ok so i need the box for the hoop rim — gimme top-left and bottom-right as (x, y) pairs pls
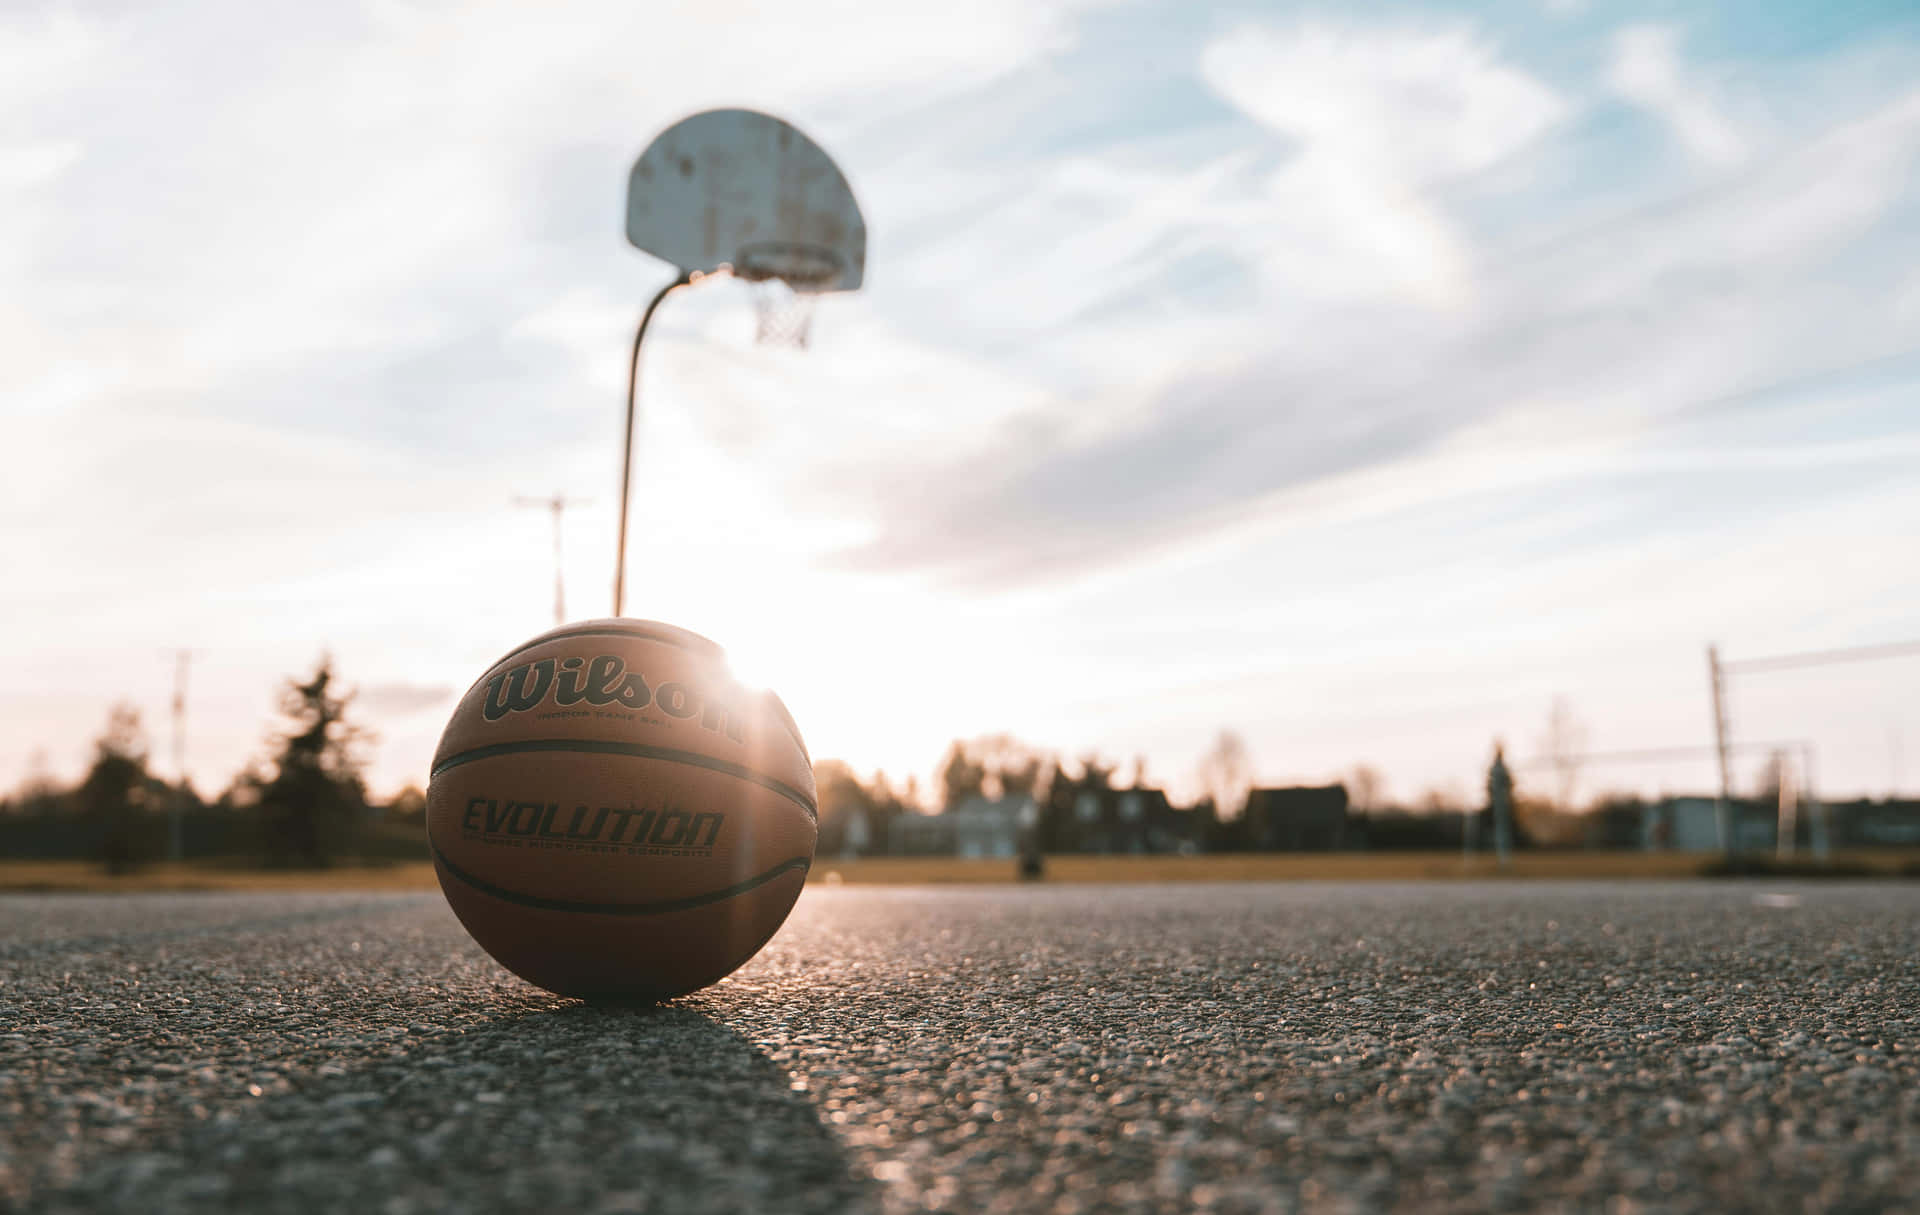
(734, 241), (846, 293)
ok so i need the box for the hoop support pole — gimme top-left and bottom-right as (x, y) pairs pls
(613, 271), (693, 618)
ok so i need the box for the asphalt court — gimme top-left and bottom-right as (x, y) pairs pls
(4, 882), (1916, 1213)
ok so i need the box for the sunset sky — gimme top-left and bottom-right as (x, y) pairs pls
(6, 0), (1919, 808)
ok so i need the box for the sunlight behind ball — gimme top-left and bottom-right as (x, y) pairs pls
(426, 619), (816, 1000)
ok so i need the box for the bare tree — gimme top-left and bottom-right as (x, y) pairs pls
(1536, 696), (1589, 811)
(1343, 763), (1385, 815)
(969, 734), (1050, 800)
(1077, 753), (1117, 792)
(1196, 730), (1253, 819)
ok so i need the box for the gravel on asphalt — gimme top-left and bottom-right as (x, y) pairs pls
(3, 882), (1917, 1213)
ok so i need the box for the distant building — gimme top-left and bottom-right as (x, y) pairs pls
(819, 801), (896, 859)
(1829, 799), (1920, 846)
(1040, 777), (1203, 854)
(890, 795), (1035, 858)
(839, 807), (871, 859)
(951, 795), (1034, 858)
(1642, 796), (1721, 851)
(1242, 785), (1351, 851)
(1641, 797), (1787, 851)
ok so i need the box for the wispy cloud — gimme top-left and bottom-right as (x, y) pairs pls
(1204, 21), (1567, 305)
(1607, 24), (1746, 167)
(808, 23), (1920, 596)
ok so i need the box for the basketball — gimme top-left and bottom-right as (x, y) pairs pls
(426, 618), (817, 1000)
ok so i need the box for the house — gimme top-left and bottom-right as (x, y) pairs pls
(1241, 785), (1350, 851)
(1641, 796), (1721, 851)
(890, 795), (1036, 857)
(951, 795), (1036, 858)
(1039, 777), (1203, 854)
(1641, 797), (1787, 851)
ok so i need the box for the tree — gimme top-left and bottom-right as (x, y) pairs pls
(76, 704), (157, 873)
(970, 734), (1049, 800)
(257, 657), (370, 867)
(938, 741), (987, 811)
(815, 759), (878, 856)
(1195, 731), (1252, 819)
(1536, 696), (1589, 811)
(10, 748), (65, 817)
(1343, 763), (1385, 815)
(1077, 753), (1117, 792)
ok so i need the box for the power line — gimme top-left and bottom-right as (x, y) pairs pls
(1513, 740), (1811, 770)
(1721, 638), (1920, 675)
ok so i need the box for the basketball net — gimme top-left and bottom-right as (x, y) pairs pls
(750, 278), (819, 349)
(735, 243), (841, 350)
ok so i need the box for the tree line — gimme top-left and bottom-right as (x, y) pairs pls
(0, 658), (420, 871)
(7, 671), (1629, 870)
(816, 732), (1565, 855)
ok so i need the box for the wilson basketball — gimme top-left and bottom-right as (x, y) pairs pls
(426, 618), (817, 1000)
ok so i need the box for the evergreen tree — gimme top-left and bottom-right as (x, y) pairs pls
(938, 741), (988, 811)
(258, 657), (370, 867)
(77, 704), (157, 873)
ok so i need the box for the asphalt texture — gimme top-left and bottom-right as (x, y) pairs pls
(3, 883), (1917, 1215)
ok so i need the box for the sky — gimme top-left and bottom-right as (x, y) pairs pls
(5, 0), (1919, 809)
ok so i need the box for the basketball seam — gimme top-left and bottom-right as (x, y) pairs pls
(432, 844), (811, 916)
(430, 738), (818, 821)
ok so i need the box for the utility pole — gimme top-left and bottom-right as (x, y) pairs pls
(1890, 724), (1904, 799)
(1773, 747), (1798, 860)
(167, 649), (194, 862)
(1801, 742), (1827, 860)
(1707, 645), (1734, 857)
(515, 495), (591, 627)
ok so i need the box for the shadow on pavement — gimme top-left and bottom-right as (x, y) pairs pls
(27, 998), (877, 1215)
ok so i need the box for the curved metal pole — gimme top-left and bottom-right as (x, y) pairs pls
(613, 271), (693, 617)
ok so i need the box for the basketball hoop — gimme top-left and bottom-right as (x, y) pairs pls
(736, 241), (843, 349)
(616, 108), (866, 615)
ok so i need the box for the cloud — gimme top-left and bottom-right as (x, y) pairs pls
(1202, 21), (1566, 305)
(1607, 24), (1746, 167)
(825, 317), (1466, 585)
(0, 7), (112, 109)
(3, 0), (1114, 419)
(819, 65), (1920, 589)
(1204, 22), (1565, 182)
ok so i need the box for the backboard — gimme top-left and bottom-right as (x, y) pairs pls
(625, 108), (866, 294)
